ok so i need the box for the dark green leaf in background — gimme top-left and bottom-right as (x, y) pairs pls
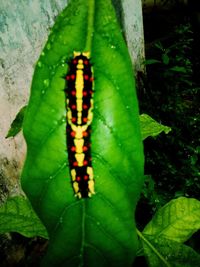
(144, 59), (161, 65)
(169, 66), (188, 73)
(0, 196), (48, 239)
(21, 0), (144, 266)
(162, 54), (170, 65)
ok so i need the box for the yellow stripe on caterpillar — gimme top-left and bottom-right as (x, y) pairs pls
(74, 139), (84, 153)
(75, 153), (85, 166)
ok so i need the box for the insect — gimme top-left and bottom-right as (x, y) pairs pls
(65, 52), (95, 198)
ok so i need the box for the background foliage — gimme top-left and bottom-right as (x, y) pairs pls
(136, 3), (200, 265)
(138, 4), (200, 215)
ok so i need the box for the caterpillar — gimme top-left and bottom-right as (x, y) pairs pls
(65, 52), (95, 198)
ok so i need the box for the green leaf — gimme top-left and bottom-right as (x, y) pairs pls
(154, 41), (164, 51)
(21, 1), (144, 267)
(138, 197), (200, 266)
(0, 196), (48, 239)
(162, 54), (170, 65)
(138, 232), (200, 267)
(144, 59), (161, 65)
(143, 197), (200, 243)
(139, 114), (171, 140)
(6, 105), (27, 138)
(169, 66), (188, 73)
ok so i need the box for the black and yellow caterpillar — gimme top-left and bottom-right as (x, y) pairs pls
(65, 52), (95, 198)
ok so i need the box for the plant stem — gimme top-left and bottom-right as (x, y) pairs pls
(85, 0), (95, 53)
(136, 229), (172, 267)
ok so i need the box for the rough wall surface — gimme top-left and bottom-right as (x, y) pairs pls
(122, 0), (145, 72)
(0, 0), (68, 200)
(0, 0), (144, 199)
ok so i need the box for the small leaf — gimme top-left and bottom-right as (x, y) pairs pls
(169, 66), (187, 73)
(141, 234), (200, 267)
(143, 197), (200, 243)
(0, 196), (48, 239)
(6, 105), (27, 138)
(140, 114), (171, 140)
(144, 59), (161, 65)
(162, 54), (169, 65)
(154, 42), (164, 50)
(142, 175), (155, 199)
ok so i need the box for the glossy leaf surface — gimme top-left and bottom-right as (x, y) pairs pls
(21, 1), (144, 266)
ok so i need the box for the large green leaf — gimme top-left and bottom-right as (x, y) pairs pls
(21, 1), (144, 266)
